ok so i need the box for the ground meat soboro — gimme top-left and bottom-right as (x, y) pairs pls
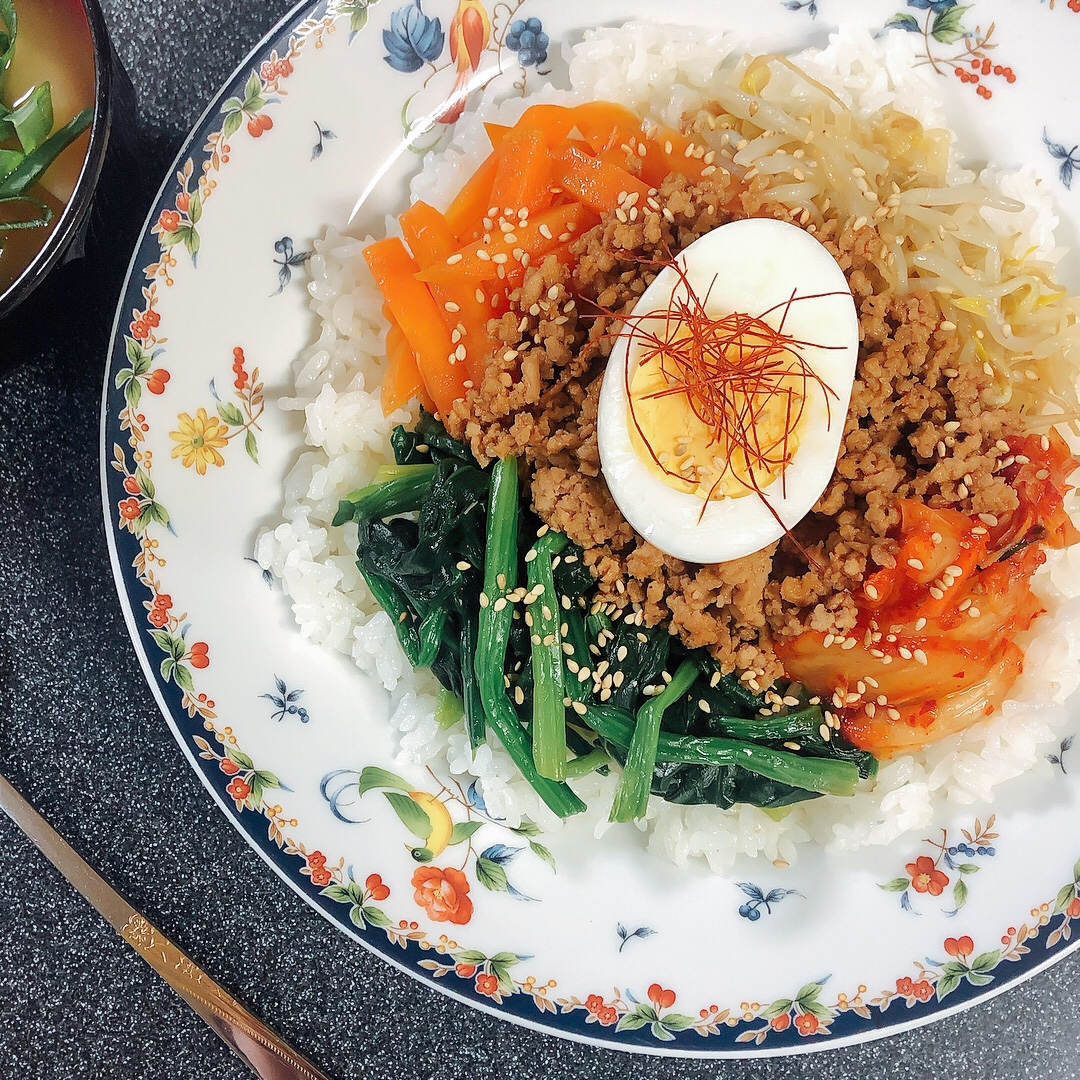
(445, 168), (1024, 685)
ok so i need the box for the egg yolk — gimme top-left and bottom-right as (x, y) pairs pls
(626, 319), (807, 501)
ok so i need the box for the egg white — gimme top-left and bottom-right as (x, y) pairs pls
(597, 218), (859, 564)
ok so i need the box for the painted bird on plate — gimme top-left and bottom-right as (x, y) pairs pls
(437, 0), (492, 124)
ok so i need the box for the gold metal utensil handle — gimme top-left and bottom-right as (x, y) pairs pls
(119, 912), (332, 1080)
(0, 773), (331, 1080)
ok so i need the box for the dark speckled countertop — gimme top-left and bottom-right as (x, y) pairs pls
(1, 2), (1079, 1077)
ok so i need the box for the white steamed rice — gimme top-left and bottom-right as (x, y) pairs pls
(255, 23), (1080, 873)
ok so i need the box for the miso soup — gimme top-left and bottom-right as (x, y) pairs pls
(0, 0), (96, 295)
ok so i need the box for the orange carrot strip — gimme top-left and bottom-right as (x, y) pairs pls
(642, 126), (710, 185)
(573, 101), (643, 157)
(551, 143), (653, 213)
(364, 237), (466, 417)
(400, 200), (471, 270)
(484, 121), (512, 147)
(444, 150), (501, 243)
(416, 202), (598, 289)
(488, 125), (554, 217)
(485, 103), (578, 150)
(401, 201), (499, 381)
(382, 322), (428, 416)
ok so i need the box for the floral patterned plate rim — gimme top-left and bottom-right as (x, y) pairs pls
(100, 0), (1080, 1057)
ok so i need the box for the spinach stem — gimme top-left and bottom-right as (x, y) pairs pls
(474, 458), (584, 818)
(610, 659), (698, 823)
(583, 703), (862, 801)
(527, 531), (569, 780)
(564, 748), (609, 779)
(713, 708), (825, 742)
(334, 465), (436, 525)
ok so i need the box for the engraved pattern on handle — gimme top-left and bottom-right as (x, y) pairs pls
(120, 914), (329, 1080)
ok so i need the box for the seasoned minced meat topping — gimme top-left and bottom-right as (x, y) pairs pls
(445, 167), (1023, 683)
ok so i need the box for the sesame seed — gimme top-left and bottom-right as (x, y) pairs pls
(823, 633), (835, 649)
(476, 249), (490, 261)
(514, 685), (525, 706)
(968, 607), (981, 619)
(819, 723), (832, 742)
(914, 617), (927, 631)
(866, 703), (876, 718)
(841, 638), (858, 651)
(929, 587), (945, 600)
(571, 700), (587, 716)
(888, 707), (902, 720)
(907, 558), (924, 571)
(698, 699), (711, 713)
(524, 549), (537, 563)
(978, 513), (999, 527)
(783, 696), (801, 707)
(784, 741), (801, 751)
(899, 647), (913, 660)
(865, 584), (879, 600)
(479, 593), (490, 608)
(445, 253), (463, 265)
(913, 649), (928, 666)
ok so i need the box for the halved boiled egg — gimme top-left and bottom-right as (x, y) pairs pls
(597, 218), (859, 564)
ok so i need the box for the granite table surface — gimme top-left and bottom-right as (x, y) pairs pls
(1, 1), (1079, 1077)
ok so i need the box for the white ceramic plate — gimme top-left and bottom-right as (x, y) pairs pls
(101, 0), (1080, 1055)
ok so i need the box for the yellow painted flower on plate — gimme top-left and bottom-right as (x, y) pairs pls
(169, 407), (228, 474)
